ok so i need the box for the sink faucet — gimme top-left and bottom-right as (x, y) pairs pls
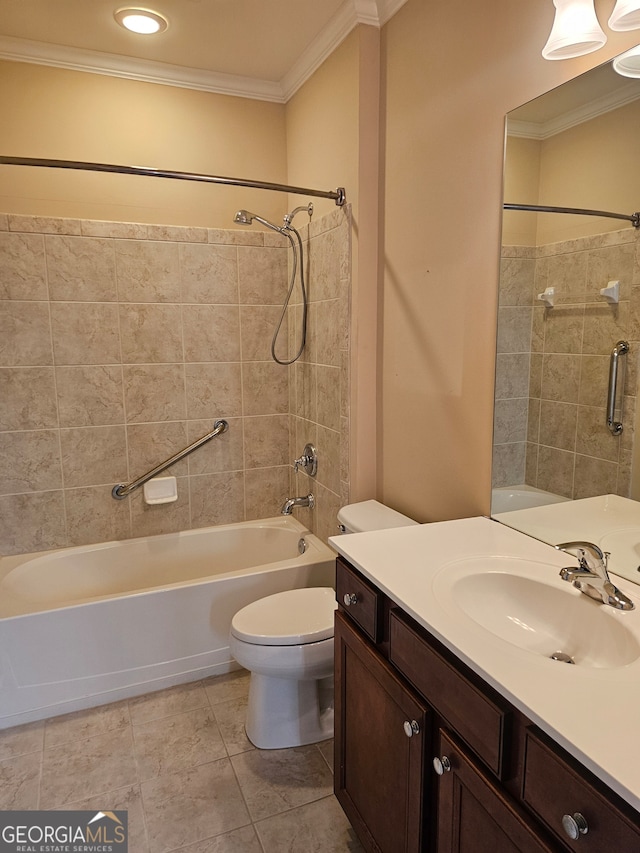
(555, 541), (635, 611)
(280, 493), (315, 515)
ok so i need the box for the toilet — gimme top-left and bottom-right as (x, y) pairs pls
(229, 500), (418, 749)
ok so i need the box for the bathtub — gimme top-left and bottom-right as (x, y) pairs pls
(0, 516), (336, 730)
(491, 484), (570, 514)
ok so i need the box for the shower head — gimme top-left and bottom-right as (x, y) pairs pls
(283, 203), (313, 228)
(233, 209), (284, 234)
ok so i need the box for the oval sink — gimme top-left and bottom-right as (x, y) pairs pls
(433, 558), (640, 668)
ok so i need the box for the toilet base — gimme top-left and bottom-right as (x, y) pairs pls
(245, 673), (334, 749)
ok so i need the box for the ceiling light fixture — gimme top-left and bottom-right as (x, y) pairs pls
(608, 0), (640, 30)
(542, 0), (607, 60)
(114, 7), (169, 35)
(612, 43), (640, 76)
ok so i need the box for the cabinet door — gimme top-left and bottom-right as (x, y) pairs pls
(334, 611), (430, 853)
(434, 729), (556, 853)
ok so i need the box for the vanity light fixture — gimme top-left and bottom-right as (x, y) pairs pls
(114, 7), (169, 35)
(608, 0), (640, 31)
(542, 0), (607, 59)
(612, 43), (640, 76)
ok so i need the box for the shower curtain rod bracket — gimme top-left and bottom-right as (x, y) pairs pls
(0, 156), (347, 206)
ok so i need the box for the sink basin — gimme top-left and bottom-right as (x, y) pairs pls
(432, 557), (640, 668)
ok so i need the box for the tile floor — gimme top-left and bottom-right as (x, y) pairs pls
(0, 670), (363, 853)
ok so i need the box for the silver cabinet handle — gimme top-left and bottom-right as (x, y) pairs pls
(606, 340), (629, 435)
(403, 720), (420, 738)
(433, 756), (451, 775)
(343, 593), (358, 606)
(561, 813), (589, 840)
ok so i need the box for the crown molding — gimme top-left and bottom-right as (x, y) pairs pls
(0, 0), (409, 103)
(508, 78), (640, 139)
(0, 35), (285, 102)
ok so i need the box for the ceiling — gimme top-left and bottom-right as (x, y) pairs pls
(0, 0), (405, 102)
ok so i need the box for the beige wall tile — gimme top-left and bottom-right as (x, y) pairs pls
(238, 246), (288, 304)
(499, 257), (535, 307)
(0, 301), (52, 365)
(119, 304), (183, 364)
(242, 363), (288, 416)
(496, 307), (532, 355)
(546, 252), (588, 302)
(315, 425), (341, 494)
(126, 421), (189, 478)
(189, 471), (245, 528)
(586, 243), (635, 300)
(491, 442), (527, 489)
(56, 365), (125, 427)
(130, 482), (191, 538)
(9, 215), (81, 236)
(316, 365), (340, 431)
(582, 302), (632, 356)
(538, 400), (578, 452)
(82, 221), (149, 239)
(185, 363), (242, 420)
(240, 306), (283, 362)
(0, 430), (62, 494)
(244, 466), (290, 520)
(187, 417), (243, 475)
(51, 302), (121, 365)
(313, 482), (342, 546)
(575, 406), (619, 463)
(294, 361), (317, 422)
(46, 235), (117, 301)
(0, 232), (47, 300)
(147, 225), (208, 243)
(183, 304), (241, 363)
(540, 353), (581, 403)
(535, 446), (574, 498)
(494, 353), (530, 400)
(180, 243), (238, 303)
(60, 425), (128, 487)
(542, 306), (584, 354)
(573, 455), (618, 500)
(0, 491), (66, 555)
(314, 299), (341, 367)
(65, 485), (132, 546)
(123, 364), (186, 423)
(0, 367), (57, 430)
(493, 398), (528, 445)
(115, 240), (181, 302)
(309, 228), (340, 301)
(210, 228), (263, 246)
(578, 355), (609, 408)
(243, 415), (289, 469)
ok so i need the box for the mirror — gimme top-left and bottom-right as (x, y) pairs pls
(491, 49), (640, 586)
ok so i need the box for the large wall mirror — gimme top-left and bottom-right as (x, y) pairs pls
(491, 46), (640, 587)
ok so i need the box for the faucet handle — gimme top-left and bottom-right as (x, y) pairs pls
(294, 443), (318, 477)
(555, 541), (607, 572)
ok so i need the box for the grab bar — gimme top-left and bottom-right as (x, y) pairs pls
(606, 341), (629, 436)
(112, 419), (229, 499)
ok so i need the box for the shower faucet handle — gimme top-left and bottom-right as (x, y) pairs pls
(294, 443), (318, 477)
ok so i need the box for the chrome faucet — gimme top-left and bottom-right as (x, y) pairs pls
(280, 493), (315, 515)
(555, 541), (635, 611)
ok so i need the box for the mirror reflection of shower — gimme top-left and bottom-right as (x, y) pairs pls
(233, 203), (313, 365)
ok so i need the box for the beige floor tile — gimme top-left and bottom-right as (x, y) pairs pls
(141, 758), (251, 853)
(203, 669), (250, 707)
(44, 700), (130, 748)
(133, 707), (227, 781)
(231, 744), (334, 822)
(0, 751), (41, 809)
(317, 738), (334, 773)
(128, 681), (209, 725)
(210, 697), (254, 756)
(55, 783), (149, 853)
(166, 825), (262, 853)
(255, 795), (363, 853)
(40, 727), (138, 808)
(0, 719), (44, 760)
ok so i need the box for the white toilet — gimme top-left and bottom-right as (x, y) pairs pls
(229, 500), (418, 749)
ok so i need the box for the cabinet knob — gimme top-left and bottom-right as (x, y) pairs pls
(561, 813), (589, 840)
(403, 720), (420, 737)
(433, 755), (451, 775)
(343, 593), (358, 606)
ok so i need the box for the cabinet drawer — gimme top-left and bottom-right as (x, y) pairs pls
(336, 558), (383, 643)
(389, 609), (509, 778)
(522, 729), (640, 851)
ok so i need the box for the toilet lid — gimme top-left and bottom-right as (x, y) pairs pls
(231, 587), (337, 646)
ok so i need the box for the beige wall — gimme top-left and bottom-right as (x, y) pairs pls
(0, 60), (287, 227)
(380, 0), (640, 523)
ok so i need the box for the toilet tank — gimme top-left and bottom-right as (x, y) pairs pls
(337, 500), (418, 534)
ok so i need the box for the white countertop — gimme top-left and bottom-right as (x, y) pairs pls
(330, 516), (640, 812)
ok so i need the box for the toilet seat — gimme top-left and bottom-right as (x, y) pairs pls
(230, 587), (336, 646)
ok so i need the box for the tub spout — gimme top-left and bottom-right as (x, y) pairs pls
(281, 494), (315, 515)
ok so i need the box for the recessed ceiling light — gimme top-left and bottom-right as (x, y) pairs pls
(114, 7), (169, 35)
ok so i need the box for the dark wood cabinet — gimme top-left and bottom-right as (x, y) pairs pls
(334, 610), (429, 853)
(334, 556), (640, 853)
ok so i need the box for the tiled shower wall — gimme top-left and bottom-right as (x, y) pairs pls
(0, 208), (351, 556)
(494, 227), (640, 499)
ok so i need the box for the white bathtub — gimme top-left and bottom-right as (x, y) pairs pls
(491, 485), (570, 514)
(0, 516), (336, 729)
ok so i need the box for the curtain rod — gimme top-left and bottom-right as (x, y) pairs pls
(504, 202), (639, 228)
(0, 156), (347, 206)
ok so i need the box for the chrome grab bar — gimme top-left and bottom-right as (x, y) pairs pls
(606, 341), (629, 436)
(112, 419), (229, 499)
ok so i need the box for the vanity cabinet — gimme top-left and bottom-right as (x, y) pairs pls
(334, 556), (640, 853)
